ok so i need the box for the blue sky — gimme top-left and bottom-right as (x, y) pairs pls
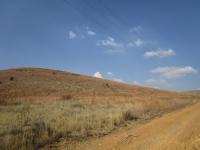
(0, 0), (199, 91)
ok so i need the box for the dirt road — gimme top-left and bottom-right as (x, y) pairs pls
(55, 102), (200, 150)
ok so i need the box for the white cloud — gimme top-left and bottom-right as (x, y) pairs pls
(144, 49), (175, 58)
(128, 39), (144, 47)
(97, 36), (121, 48)
(93, 72), (103, 78)
(97, 36), (126, 54)
(69, 31), (76, 39)
(98, 36), (145, 54)
(145, 78), (175, 87)
(87, 30), (96, 36)
(107, 72), (113, 76)
(151, 66), (198, 79)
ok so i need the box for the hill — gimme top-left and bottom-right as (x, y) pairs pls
(0, 68), (194, 103)
(0, 68), (198, 150)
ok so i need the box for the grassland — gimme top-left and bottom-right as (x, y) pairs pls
(0, 100), (138, 150)
(0, 97), (195, 150)
(0, 68), (198, 150)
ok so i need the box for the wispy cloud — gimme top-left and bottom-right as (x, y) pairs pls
(97, 36), (121, 48)
(68, 31), (76, 39)
(86, 30), (96, 36)
(97, 36), (125, 54)
(113, 78), (125, 83)
(151, 66), (198, 79)
(93, 72), (103, 78)
(128, 39), (144, 47)
(145, 78), (175, 87)
(104, 49), (126, 54)
(97, 36), (145, 55)
(144, 49), (175, 58)
(129, 26), (142, 33)
(107, 72), (113, 76)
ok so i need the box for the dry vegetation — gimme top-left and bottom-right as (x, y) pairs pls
(0, 100), (140, 150)
(0, 97), (195, 150)
(0, 68), (199, 150)
(0, 68), (197, 103)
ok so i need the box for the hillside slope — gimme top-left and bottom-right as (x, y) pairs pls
(0, 68), (194, 104)
(0, 68), (199, 150)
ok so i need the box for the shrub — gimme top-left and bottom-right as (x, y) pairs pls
(105, 83), (110, 88)
(9, 77), (14, 81)
(123, 110), (139, 121)
(62, 94), (73, 100)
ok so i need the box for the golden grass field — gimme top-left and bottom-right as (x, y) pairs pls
(0, 68), (199, 150)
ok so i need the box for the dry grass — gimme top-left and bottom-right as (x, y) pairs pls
(0, 100), (139, 150)
(0, 68), (196, 103)
(0, 97), (195, 150)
